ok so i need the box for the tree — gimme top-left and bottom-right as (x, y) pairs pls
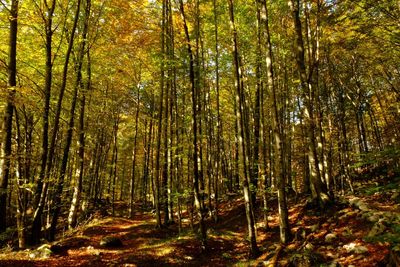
(178, 0), (207, 250)
(0, 0), (18, 233)
(228, 0), (259, 257)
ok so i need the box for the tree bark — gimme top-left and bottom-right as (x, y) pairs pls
(68, 10), (91, 228)
(228, 0), (259, 257)
(262, 0), (291, 244)
(31, 0), (56, 245)
(0, 0), (18, 233)
(290, 0), (329, 208)
(49, 1), (89, 239)
(179, 0), (207, 250)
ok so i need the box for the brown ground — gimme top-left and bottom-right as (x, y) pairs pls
(0, 178), (398, 266)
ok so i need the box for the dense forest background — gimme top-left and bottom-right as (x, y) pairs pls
(0, 0), (399, 263)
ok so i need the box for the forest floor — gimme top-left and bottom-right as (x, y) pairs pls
(0, 175), (399, 266)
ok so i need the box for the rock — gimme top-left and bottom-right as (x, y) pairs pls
(325, 233), (338, 243)
(342, 227), (353, 237)
(30, 244), (54, 259)
(343, 243), (368, 254)
(305, 242), (314, 250)
(348, 197), (370, 211)
(349, 197), (361, 207)
(100, 236), (123, 247)
(368, 219), (387, 237)
(51, 236), (90, 253)
(310, 224), (319, 232)
(358, 204), (370, 211)
(367, 213), (380, 223)
(391, 192), (399, 201)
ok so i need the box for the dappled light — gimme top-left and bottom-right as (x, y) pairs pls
(0, 0), (399, 266)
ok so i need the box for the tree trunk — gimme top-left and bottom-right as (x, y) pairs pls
(0, 0), (18, 233)
(31, 0), (56, 244)
(179, 0), (207, 250)
(228, 0), (259, 257)
(262, 0), (291, 244)
(213, 0), (221, 223)
(290, 0), (329, 208)
(49, 3), (89, 239)
(130, 76), (141, 218)
(68, 11), (91, 227)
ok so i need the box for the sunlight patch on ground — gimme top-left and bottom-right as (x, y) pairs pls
(154, 246), (174, 257)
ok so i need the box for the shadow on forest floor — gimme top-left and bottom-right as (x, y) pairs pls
(0, 175), (399, 266)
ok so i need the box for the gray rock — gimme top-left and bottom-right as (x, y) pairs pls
(325, 233), (338, 243)
(343, 243), (368, 254)
(30, 244), (54, 259)
(100, 236), (123, 247)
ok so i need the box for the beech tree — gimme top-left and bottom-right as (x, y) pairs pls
(0, 0), (398, 260)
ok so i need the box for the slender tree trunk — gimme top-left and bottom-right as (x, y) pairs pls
(111, 117), (119, 216)
(31, 0), (56, 244)
(228, 0), (259, 257)
(179, 0), (207, 250)
(154, 0), (166, 228)
(130, 80), (141, 218)
(49, 4), (89, 239)
(0, 0), (18, 233)
(162, 0), (171, 225)
(212, 0), (221, 222)
(68, 12), (91, 228)
(15, 108), (28, 248)
(262, 0), (291, 243)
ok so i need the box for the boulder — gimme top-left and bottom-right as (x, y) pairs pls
(325, 233), (338, 243)
(51, 236), (90, 253)
(343, 243), (368, 254)
(99, 236), (123, 247)
(367, 219), (387, 238)
(29, 244), (54, 259)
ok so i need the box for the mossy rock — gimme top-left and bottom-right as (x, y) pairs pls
(99, 236), (123, 247)
(29, 244), (54, 259)
(51, 236), (91, 253)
